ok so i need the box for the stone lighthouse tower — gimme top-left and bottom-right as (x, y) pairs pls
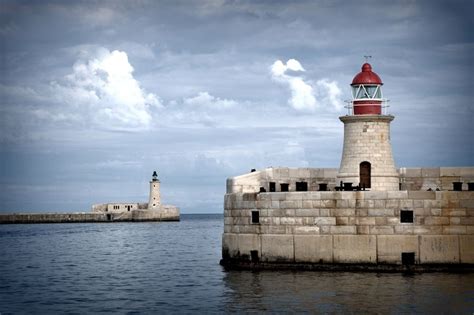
(337, 62), (399, 191)
(148, 171), (161, 209)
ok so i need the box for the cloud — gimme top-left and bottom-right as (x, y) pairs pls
(183, 91), (237, 108)
(51, 48), (161, 130)
(270, 59), (343, 112)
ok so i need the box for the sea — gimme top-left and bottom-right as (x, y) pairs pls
(0, 214), (473, 314)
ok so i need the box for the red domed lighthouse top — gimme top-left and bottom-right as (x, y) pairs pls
(351, 63), (383, 85)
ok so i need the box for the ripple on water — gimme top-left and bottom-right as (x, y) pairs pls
(1, 215), (473, 313)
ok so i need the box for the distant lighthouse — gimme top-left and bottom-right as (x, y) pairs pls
(148, 171), (161, 209)
(337, 62), (399, 190)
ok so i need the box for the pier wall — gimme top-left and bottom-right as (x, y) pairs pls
(0, 207), (180, 224)
(222, 190), (474, 269)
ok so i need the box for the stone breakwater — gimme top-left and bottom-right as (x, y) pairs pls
(0, 208), (180, 224)
(221, 189), (474, 271)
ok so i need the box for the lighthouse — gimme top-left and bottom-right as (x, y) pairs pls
(337, 62), (399, 191)
(148, 170), (161, 209)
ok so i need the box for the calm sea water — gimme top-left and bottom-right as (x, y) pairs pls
(1, 214), (473, 314)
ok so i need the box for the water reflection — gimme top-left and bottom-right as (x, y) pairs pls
(223, 270), (474, 313)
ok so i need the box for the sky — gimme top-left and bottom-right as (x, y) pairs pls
(0, 0), (472, 213)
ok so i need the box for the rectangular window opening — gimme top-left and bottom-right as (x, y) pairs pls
(106, 214), (112, 221)
(401, 252), (415, 265)
(296, 181), (308, 191)
(269, 182), (276, 192)
(400, 210), (414, 223)
(251, 210), (260, 224)
(280, 183), (289, 192)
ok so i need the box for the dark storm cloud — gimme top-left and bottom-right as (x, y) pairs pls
(0, 0), (472, 212)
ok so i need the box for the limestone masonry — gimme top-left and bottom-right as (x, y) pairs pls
(0, 171), (179, 223)
(221, 62), (474, 271)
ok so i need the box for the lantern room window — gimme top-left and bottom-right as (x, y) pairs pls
(352, 85), (382, 99)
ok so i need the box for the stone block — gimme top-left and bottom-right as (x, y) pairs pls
(357, 226), (370, 234)
(333, 235), (377, 263)
(369, 225), (394, 235)
(294, 235), (333, 263)
(320, 209), (331, 216)
(421, 168), (440, 178)
(377, 235), (419, 264)
(424, 216), (449, 225)
(330, 226), (356, 234)
(261, 235), (294, 262)
(356, 217), (376, 225)
(387, 191), (408, 199)
(442, 226), (467, 234)
(440, 167), (462, 177)
(460, 199), (474, 208)
(332, 208), (356, 217)
(321, 199), (336, 208)
(302, 200), (313, 208)
(394, 225), (414, 234)
(294, 226), (321, 235)
(368, 209), (394, 216)
(363, 191), (388, 199)
(413, 226), (442, 234)
(403, 168), (421, 178)
(420, 235), (459, 263)
(295, 208), (319, 217)
(460, 236), (474, 263)
(314, 217), (336, 226)
(408, 191), (436, 200)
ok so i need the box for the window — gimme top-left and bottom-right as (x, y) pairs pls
(402, 252), (415, 265)
(296, 181), (308, 191)
(251, 211), (260, 224)
(400, 210), (414, 223)
(269, 182), (276, 192)
(280, 183), (289, 192)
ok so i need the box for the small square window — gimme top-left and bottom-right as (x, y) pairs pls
(296, 181), (308, 191)
(251, 211), (260, 224)
(269, 182), (276, 192)
(280, 183), (289, 192)
(400, 210), (414, 223)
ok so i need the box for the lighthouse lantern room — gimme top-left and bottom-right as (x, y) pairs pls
(348, 62), (388, 115)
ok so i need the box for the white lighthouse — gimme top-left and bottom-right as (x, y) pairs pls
(337, 62), (399, 190)
(148, 171), (161, 209)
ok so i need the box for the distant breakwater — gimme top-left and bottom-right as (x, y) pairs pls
(0, 211), (180, 224)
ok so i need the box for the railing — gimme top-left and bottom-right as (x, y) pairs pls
(344, 99), (390, 115)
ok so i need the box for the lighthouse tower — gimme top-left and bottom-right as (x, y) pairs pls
(337, 62), (399, 191)
(148, 171), (161, 209)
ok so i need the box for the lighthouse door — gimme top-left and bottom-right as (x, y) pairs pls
(360, 161), (371, 189)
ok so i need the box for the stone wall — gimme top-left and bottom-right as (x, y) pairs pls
(222, 190), (474, 266)
(400, 167), (474, 191)
(227, 167), (338, 194)
(0, 207), (180, 223)
(226, 167), (474, 195)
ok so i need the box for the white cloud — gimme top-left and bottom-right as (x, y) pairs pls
(52, 48), (161, 130)
(270, 59), (343, 112)
(183, 91), (237, 108)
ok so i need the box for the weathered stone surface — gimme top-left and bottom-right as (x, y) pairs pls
(261, 235), (294, 262)
(294, 235), (333, 263)
(333, 235), (377, 263)
(420, 236), (459, 263)
(460, 235), (474, 263)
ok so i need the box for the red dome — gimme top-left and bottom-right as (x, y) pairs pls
(351, 63), (382, 85)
